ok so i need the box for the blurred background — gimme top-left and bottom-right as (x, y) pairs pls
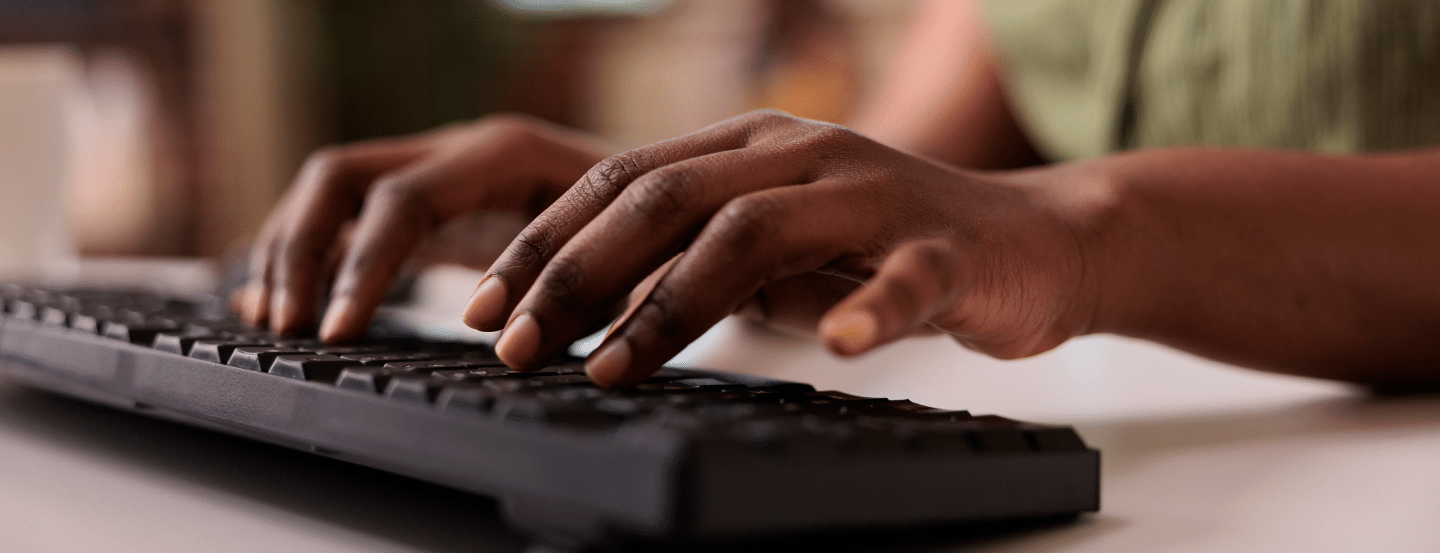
(0, 0), (916, 279)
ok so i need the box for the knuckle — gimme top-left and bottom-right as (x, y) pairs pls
(734, 109), (798, 141)
(274, 230), (329, 267)
(742, 108), (793, 126)
(625, 167), (702, 222)
(712, 194), (785, 246)
(333, 249), (380, 295)
(633, 285), (686, 340)
(299, 146), (349, 183)
(797, 124), (866, 167)
(246, 239), (278, 281)
(506, 227), (555, 269)
(368, 177), (436, 222)
(583, 153), (645, 196)
(474, 113), (538, 143)
(878, 272), (926, 315)
(803, 124), (860, 147)
(537, 255), (589, 311)
(912, 241), (955, 275)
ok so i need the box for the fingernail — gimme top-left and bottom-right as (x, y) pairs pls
(464, 275), (507, 330)
(822, 309), (879, 356)
(585, 338), (631, 388)
(319, 297), (354, 343)
(496, 312), (541, 368)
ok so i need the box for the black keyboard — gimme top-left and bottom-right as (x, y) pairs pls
(0, 284), (1099, 551)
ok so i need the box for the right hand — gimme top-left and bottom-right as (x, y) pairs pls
(236, 114), (609, 341)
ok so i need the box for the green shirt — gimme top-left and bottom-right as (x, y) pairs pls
(983, 0), (1440, 161)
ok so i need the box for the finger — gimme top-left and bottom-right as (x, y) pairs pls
(818, 238), (969, 357)
(465, 111), (789, 334)
(240, 237), (277, 327)
(316, 154), (470, 342)
(259, 137), (433, 334)
(316, 119), (607, 342)
(585, 181), (887, 387)
(616, 253), (685, 338)
(317, 221), (356, 302)
(492, 144), (819, 370)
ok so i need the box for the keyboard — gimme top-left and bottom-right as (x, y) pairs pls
(0, 284), (1100, 551)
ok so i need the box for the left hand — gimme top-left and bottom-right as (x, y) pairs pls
(463, 110), (1096, 387)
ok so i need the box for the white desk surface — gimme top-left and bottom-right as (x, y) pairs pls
(3, 262), (1438, 552)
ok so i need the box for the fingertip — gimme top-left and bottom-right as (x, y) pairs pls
(228, 286), (249, 314)
(318, 297), (358, 344)
(243, 285), (269, 327)
(819, 308), (880, 357)
(495, 312), (542, 369)
(584, 338), (632, 388)
(463, 275), (508, 331)
(269, 289), (295, 334)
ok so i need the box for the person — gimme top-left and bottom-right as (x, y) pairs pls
(235, 0), (1440, 389)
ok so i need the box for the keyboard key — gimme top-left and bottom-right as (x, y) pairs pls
(102, 319), (180, 345)
(69, 313), (104, 334)
(669, 377), (746, 392)
(523, 374), (596, 388)
(384, 375), (443, 404)
(182, 320), (251, 336)
(189, 339), (271, 364)
(435, 385), (497, 412)
(336, 367), (411, 394)
(228, 346), (309, 371)
(459, 349), (505, 365)
(220, 329), (275, 341)
(339, 352), (443, 366)
(308, 344), (392, 356)
(0, 283), (23, 303)
(382, 359), (473, 373)
(151, 332), (211, 355)
(268, 354), (362, 382)
(41, 306), (71, 327)
(7, 299), (41, 321)
(492, 396), (617, 428)
(428, 366), (513, 382)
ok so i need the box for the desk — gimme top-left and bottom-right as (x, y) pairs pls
(3, 262), (1439, 552)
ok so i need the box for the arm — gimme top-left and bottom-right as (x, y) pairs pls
(1069, 147), (1440, 387)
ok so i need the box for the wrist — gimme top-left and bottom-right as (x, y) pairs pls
(1012, 157), (1141, 341)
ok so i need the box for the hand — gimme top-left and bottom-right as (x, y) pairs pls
(463, 110), (1097, 387)
(237, 114), (609, 340)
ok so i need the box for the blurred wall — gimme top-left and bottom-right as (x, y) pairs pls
(0, 0), (917, 261)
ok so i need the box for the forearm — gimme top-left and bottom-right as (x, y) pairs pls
(1064, 147), (1440, 385)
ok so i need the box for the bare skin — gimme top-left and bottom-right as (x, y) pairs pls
(239, 0), (1440, 389)
(236, 114), (611, 338)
